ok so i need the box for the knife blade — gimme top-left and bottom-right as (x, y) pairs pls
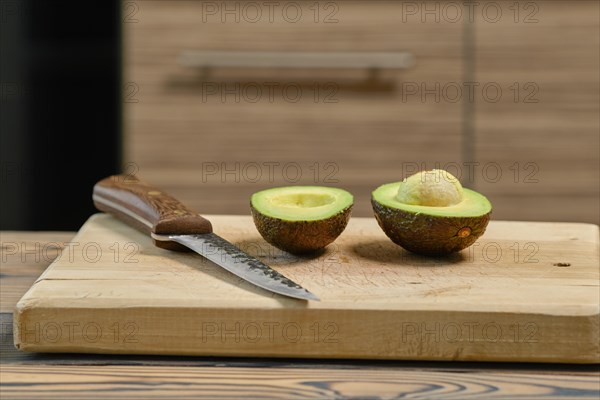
(92, 174), (319, 301)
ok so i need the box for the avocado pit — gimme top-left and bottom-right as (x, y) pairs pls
(396, 169), (464, 207)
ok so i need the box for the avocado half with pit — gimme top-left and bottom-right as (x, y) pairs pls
(372, 169), (492, 256)
(251, 186), (353, 254)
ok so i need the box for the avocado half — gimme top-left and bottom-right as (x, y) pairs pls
(251, 186), (353, 254)
(372, 170), (492, 256)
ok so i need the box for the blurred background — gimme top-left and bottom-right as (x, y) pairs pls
(1, 0), (598, 231)
(1, 1), (121, 230)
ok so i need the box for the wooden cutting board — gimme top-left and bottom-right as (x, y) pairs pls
(14, 214), (599, 363)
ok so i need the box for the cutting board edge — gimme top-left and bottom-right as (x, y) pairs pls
(13, 303), (600, 364)
(12, 290), (600, 317)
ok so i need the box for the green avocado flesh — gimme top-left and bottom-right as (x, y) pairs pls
(372, 181), (492, 256)
(251, 186), (353, 254)
(373, 183), (491, 217)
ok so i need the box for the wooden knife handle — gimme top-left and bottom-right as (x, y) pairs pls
(93, 174), (212, 251)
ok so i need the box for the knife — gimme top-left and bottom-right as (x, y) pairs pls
(92, 174), (319, 301)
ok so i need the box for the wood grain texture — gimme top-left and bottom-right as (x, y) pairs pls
(473, 0), (600, 223)
(0, 231), (75, 313)
(12, 214), (600, 363)
(93, 175), (212, 250)
(123, 0), (464, 219)
(2, 364), (599, 399)
(2, 231), (599, 399)
(122, 0), (599, 223)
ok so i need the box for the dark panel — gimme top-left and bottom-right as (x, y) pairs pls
(0, 0), (122, 230)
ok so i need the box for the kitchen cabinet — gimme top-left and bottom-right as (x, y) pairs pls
(122, 0), (599, 222)
(473, 0), (599, 222)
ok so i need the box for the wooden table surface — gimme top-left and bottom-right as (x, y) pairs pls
(1, 231), (599, 399)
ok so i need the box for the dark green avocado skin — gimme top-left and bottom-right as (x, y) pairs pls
(251, 205), (352, 255)
(371, 198), (490, 256)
